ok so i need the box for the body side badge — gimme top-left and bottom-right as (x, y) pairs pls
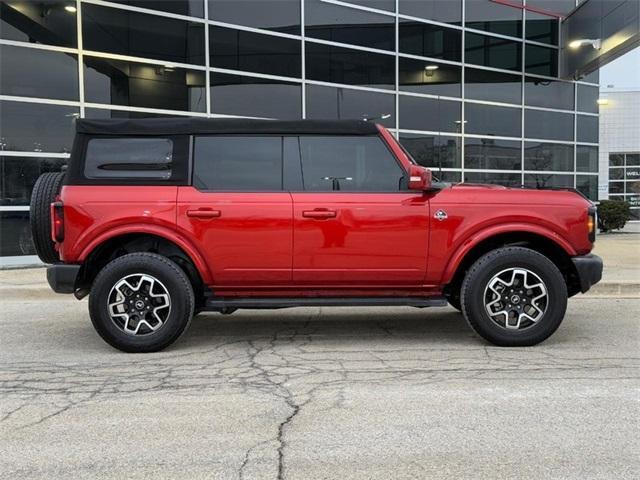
(434, 209), (448, 221)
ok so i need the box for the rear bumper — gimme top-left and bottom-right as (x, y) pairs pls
(571, 254), (603, 293)
(47, 264), (80, 294)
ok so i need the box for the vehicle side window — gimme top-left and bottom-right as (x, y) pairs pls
(193, 136), (283, 191)
(84, 138), (173, 179)
(299, 136), (405, 192)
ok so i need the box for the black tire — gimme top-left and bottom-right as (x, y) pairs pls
(88, 253), (195, 353)
(29, 172), (65, 264)
(460, 247), (567, 347)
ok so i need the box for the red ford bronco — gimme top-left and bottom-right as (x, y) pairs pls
(31, 118), (602, 352)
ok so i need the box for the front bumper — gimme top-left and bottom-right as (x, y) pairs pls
(571, 254), (603, 293)
(47, 264), (81, 294)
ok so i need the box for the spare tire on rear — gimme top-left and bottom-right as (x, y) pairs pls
(30, 172), (65, 264)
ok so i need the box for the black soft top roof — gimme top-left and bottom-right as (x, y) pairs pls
(76, 118), (380, 136)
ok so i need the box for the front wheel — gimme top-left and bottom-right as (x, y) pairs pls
(460, 247), (567, 347)
(88, 253), (195, 353)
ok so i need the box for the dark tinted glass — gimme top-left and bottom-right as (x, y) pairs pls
(305, 42), (395, 89)
(399, 20), (462, 61)
(82, 4), (205, 65)
(609, 153), (624, 167)
(464, 171), (521, 187)
(83, 108), (172, 119)
(399, 96), (461, 133)
(0, 0), (77, 47)
(524, 173), (573, 189)
(524, 142), (574, 171)
(465, 68), (521, 104)
(627, 154), (640, 166)
(399, 58), (461, 97)
(525, 77), (574, 110)
(525, 44), (558, 76)
(465, 0), (522, 38)
(85, 138), (173, 179)
(305, 0), (394, 51)
(299, 136), (404, 192)
(305, 85), (395, 128)
(343, 0), (395, 11)
(108, 1), (204, 17)
(400, 134), (461, 169)
(0, 156), (66, 206)
(577, 84), (599, 113)
(576, 146), (598, 172)
(210, 73), (301, 119)
(526, 12), (559, 45)
(208, 0), (300, 34)
(465, 32), (521, 72)
(465, 103), (521, 138)
(576, 115), (598, 143)
(194, 136), (282, 190)
(0, 211), (34, 256)
(609, 167), (624, 180)
(210, 26), (301, 78)
(0, 45), (78, 101)
(436, 171), (462, 182)
(465, 138), (522, 170)
(609, 182), (624, 194)
(0, 101), (77, 153)
(576, 175), (598, 200)
(525, 109), (573, 141)
(399, 0), (461, 25)
(84, 57), (206, 112)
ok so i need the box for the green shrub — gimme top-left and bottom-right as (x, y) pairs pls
(597, 200), (631, 232)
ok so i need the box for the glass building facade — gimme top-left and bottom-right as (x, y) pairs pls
(0, 0), (599, 262)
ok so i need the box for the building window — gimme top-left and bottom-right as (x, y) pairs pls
(465, 103), (521, 138)
(465, 0), (522, 38)
(400, 96), (462, 133)
(465, 32), (522, 72)
(609, 153), (640, 218)
(0, 0), (78, 48)
(399, 20), (462, 62)
(400, 134), (461, 169)
(399, 58), (462, 98)
(465, 138), (522, 170)
(208, 0), (300, 34)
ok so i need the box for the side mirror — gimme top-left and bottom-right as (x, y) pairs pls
(408, 165), (432, 191)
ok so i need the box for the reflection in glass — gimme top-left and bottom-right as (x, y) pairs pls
(306, 85), (395, 128)
(525, 109), (573, 142)
(577, 84), (599, 113)
(464, 171), (521, 187)
(208, 0), (300, 34)
(525, 44), (558, 76)
(210, 27), (301, 78)
(526, 11), (558, 45)
(0, 45), (78, 101)
(343, 0), (395, 12)
(609, 182), (624, 194)
(305, 0), (394, 51)
(576, 146), (598, 172)
(399, 20), (462, 61)
(82, 4), (205, 65)
(576, 175), (598, 200)
(399, 0), (461, 26)
(399, 96), (461, 133)
(0, 101), (77, 153)
(0, 211), (34, 256)
(465, 32), (521, 72)
(400, 134), (461, 169)
(609, 168), (624, 180)
(465, 68), (521, 104)
(525, 77), (574, 110)
(577, 115), (598, 143)
(524, 142), (573, 171)
(627, 154), (640, 166)
(524, 173), (573, 189)
(0, 0), (77, 47)
(83, 108), (173, 119)
(465, 138), (522, 170)
(465, 103), (521, 138)
(211, 73), (301, 119)
(108, 1), (204, 17)
(399, 58), (461, 97)
(0, 156), (66, 205)
(84, 57), (206, 112)
(306, 42), (395, 89)
(465, 0), (522, 38)
(609, 153), (624, 167)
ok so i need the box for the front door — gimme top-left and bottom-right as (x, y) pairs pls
(292, 135), (430, 286)
(177, 135), (292, 287)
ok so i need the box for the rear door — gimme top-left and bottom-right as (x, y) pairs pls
(177, 135), (293, 287)
(291, 135), (430, 286)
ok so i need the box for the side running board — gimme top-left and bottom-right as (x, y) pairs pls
(204, 296), (448, 311)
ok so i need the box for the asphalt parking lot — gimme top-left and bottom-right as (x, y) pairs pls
(1, 294), (638, 479)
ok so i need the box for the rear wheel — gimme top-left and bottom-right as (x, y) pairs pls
(89, 253), (195, 353)
(460, 247), (567, 346)
(29, 172), (65, 263)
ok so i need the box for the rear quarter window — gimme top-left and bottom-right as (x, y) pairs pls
(84, 137), (173, 179)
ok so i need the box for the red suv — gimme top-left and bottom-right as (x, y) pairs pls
(31, 118), (602, 352)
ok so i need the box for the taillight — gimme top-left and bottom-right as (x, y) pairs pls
(587, 206), (596, 243)
(50, 201), (64, 242)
